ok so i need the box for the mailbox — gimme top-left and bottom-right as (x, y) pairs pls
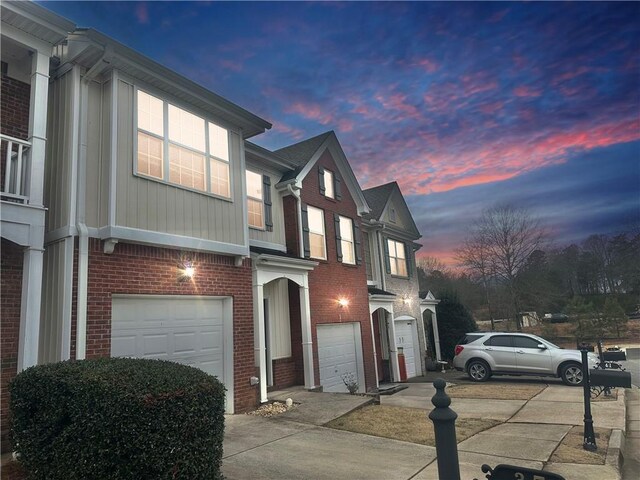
(480, 463), (565, 480)
(602, 350), (626, 362)
(589, 369), (631, 388)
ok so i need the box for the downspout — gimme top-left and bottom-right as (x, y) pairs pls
(286, 183), (304, 257)
(76, 50), (110, 359)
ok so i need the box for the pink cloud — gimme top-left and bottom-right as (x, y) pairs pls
(219, 59), (244, 72)
(135, 2), (149, 24)
(284, 100), (353, 132)
(375, 92), (422, 120)
(513, 86), (542, 98)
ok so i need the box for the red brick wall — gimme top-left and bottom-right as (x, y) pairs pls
(283, 195), (300, 256)
(1, 73), (30, 140)
(1, 240), (23, 453)
(295, 149), (376, 391)
(75, 239), (258, 412)
(271, 357), (297, 390)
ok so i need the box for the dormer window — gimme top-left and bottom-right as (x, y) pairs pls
(318, 166), (341, 200)
(136, 89), (231, 198)
(324, 169), (334, 199)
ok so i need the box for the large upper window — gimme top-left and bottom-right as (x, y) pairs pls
(136, 89), (230, 198)
(387, 239), (407, 277)
(339, 216), (355, 265)
(308, 206), (326, 260)
(246, 170), (264, 229)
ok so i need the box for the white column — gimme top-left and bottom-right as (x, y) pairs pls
(26, 51), (50, 207)
(299, 283), (315, 389)
(369, 313), (379, 388)
(386, 311), (401, 382)
(18, 247), (44, 371)
(252, 280), (268, 403)
(432, 309), (442, 361)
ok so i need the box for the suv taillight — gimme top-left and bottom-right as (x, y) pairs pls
(454, 345), (464, 356)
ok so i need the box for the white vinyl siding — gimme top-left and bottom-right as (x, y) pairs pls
(308, 206), (326, 260)
(135, 88), (231, 198)
(246, 170), (264, 229)
(388, 239), (407, 277)
(339, 216), (355, 265)
(264, 279), (291, 359)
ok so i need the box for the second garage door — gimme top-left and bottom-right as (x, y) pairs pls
(317, 323), (365, 393)
(110, 294), (234, 410)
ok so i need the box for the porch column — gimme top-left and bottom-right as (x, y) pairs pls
(18, 247), (44, 371)
(26, 50), (50, 207)
(369, 313), (379, 388)
(432, 309), (442, 361)
(386, 312), (401, 382)
(252, 280), (268, 403)
(299, 282), (315, 389)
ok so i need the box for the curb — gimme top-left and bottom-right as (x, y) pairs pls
(605, 387), (626, 477)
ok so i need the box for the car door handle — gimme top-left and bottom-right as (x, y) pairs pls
(516, 350), (525, 354)
(485, 347), (493, 351)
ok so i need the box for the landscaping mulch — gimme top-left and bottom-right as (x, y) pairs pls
(326, 404), (500, 446)
(549, 425), (610, 464)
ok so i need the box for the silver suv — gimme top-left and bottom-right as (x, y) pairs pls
(452, 332), (599, 386)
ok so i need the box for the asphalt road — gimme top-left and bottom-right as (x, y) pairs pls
(620, 347), (640, 387)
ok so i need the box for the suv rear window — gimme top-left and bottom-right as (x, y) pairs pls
(458, 334), (483, 345)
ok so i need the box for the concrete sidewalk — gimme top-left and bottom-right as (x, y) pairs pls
(222, 383), (626, 480)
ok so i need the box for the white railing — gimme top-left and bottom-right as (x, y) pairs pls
(1, 134), (31, 203)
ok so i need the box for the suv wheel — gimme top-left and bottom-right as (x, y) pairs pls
(467, 359), (491, 382)
(561, 363), (583, 386)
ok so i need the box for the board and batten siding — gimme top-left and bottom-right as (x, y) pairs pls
(84, 78), (111, 229)
(246, 162), (286, 248)
(264, 278), (291, 359)
(114, 79), (246, 246)
(39, 238), (73, 363)
(44, 69), (75, 233)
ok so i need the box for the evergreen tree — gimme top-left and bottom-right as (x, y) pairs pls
(436, 292), (478, 361)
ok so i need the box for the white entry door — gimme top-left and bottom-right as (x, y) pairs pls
(395, 319), (419, 378)
(317, 323), (365, 393)
(110, 295), (234, 410)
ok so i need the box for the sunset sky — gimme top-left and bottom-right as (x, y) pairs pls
(42, 1), (640, 266)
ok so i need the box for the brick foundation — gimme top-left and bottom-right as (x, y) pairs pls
(1, 240), (23, 453)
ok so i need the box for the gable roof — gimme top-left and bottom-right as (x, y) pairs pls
(274, 131), (370, 215)
(363, 181), (421, 239)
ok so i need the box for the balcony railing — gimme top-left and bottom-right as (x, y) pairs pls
(1, 134), (31, 203)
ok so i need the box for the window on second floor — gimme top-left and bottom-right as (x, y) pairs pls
(308, 206), (326, 260)
(387, 239), (408, 277)
(339, 216), (355, 265)
(246, 170), (264, 229)
(136, 89), (231, 198)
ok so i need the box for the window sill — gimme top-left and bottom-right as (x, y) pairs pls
(390, 274), (410, 279)
(249, 225), (266, 232)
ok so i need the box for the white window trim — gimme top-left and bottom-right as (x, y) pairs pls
(246, 169), (265, 230)
(388, 238), (408, 277)
(308, 205), (327, 260)
(133, 86), (233, 202)
(339, 215), (355, 265)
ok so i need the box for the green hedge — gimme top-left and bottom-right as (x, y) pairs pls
(10, 358), (226, 480)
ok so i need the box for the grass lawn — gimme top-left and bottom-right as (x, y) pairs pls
(447, 383), (546, 400)
(326, 405), (500, 446)
(549, 425), (611, 464)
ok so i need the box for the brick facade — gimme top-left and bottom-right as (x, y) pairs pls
(73, 239), (259, 412)
(285, 149), (376, 391)
(0, 73), (30, 140)
(1, 240), (23, 453)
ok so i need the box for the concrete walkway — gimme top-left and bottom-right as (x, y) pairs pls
(622, 388), (640, 480)
(222, 383), (626, 480)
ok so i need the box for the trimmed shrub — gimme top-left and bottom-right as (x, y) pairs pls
(10, 358), (225, 480)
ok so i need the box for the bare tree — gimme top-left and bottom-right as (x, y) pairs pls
(458, 205), (547, 330)
(417, 256), (450, 276)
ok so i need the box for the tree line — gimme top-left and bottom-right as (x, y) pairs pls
(418, 205), (639, 337)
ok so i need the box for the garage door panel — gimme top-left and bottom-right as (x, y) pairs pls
(317, 323), (364, 393)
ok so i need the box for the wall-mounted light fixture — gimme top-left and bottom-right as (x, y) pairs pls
(338, 298), (350, 308)
(402, 295), (412, 306)
(178, 258), (196, 282)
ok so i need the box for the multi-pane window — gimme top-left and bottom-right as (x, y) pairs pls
(136, 89), (231, 197)
(324, 169), (334, 199)
(339, 216), (355, 265)
(246, 170), (264, 229)
(308, 206), (326, 260)
(388, 239), (407, 277)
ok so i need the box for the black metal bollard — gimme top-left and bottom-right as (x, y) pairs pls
(580, 347), (597, 451)
(429, 378), (461, 480)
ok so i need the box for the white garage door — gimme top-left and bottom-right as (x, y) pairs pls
(395, 319), (419, 378)
(111, 295), (233, 409)
(317, 323), (364, 393)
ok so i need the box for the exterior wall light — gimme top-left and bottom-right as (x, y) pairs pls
(338, 298), (349, 308)
(178, 259), (196, 281)
(402, 295), (412, 305)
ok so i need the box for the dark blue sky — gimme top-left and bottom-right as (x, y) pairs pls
(41, 1), (640, 265)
